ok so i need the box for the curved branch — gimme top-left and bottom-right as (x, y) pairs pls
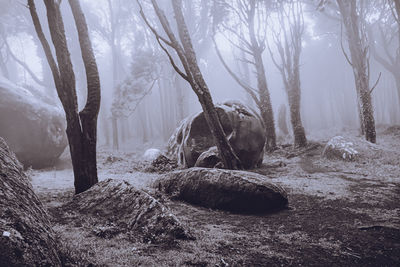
(212, 34), (260, 106)
(3, 38), (46, 86)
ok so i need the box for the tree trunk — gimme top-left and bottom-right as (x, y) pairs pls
(29, 0), (100, 194)
(112, 116), (119, 150)
(287, 86), (307, 147)
(395, 75), (400, 108)
(337, 0), (376, 143)
(0, 51), (9, 79)
(69, 0), (101, 193)
(247, 2), (276, 151)
(254, 51), (277, 151)
(171, 0), (242, 169)
(278, 104), (289, 136)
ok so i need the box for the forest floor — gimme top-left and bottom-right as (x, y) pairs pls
(30, 126), (400, 266)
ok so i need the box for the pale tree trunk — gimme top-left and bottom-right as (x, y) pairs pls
(288, 84), (306, 147)
(337, 0), (376, 143)
(29, 0), (100, 194)
(248, 2), (276, 151)
(0, 51), (9, 79)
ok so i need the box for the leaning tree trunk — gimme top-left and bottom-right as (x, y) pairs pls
(29, 0), (100, 194)
(171, 0), (242, 169)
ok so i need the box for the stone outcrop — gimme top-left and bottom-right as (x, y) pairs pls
(0, 78), (67, 168)
(154, 167), (288, 214)
(167, 101), (266, 169)
(0, 137), (61, 266)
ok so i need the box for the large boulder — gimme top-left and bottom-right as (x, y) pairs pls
(167, 101), (266, 169)
(61, 179), (193, 243)
(0, 78), (67, 168)
(0, 138), (61, 266)
(154, 167), (288, 214)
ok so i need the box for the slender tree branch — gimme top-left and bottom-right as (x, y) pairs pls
(369, 72), (382, 94)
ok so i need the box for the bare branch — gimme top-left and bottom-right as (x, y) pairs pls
(27, 0), (61, 89)
(340, 23), (353, 66)
(212, 34), (260, 106)
(3, 36), (46, 86)
(369, 72), (382, 94)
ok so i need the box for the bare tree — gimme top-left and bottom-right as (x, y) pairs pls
(212, 0), (277, 151)
(336, 0), (377, 143)
(28, 0), (101, 194)
(368, 0), (400, 108)
(138, 0), (242, 169)
(268, 0), (307, 147)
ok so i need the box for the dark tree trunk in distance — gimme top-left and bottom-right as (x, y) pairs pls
(278, 104), (289, 136)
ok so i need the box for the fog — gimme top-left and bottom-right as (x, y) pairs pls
(1, 0), (399, 150)
(2, 1), (400, 265)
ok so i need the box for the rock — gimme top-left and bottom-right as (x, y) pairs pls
(167, 101), (266, 169)
(154, 168), (288, 214)
(0, 77), (67, 169)
(143, 148), (162, 161)
(194, 146), (221, 168)
(322, 136), (358, 161)
(0, 137), (62, 266)
(61, 179), (193, 243)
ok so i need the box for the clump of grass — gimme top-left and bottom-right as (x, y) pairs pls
(55, 232), (101, 267)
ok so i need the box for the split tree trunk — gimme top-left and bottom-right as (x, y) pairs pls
(29, 0), (100, 194)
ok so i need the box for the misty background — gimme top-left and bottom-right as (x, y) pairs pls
(1, 0), (398, 151)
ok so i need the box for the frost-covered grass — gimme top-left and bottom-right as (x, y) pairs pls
(30, 126), (400, 266)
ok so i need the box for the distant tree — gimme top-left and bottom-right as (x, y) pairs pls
(268, 0), (307, 147)
(212, 0), (277, 151)
(138, 0), (242, 169)
(368, 0), (400, 108)
(318, 0), (379, 143)
(28, 0), (101, 194)
(111, 49), (159, 119)
(336, 0), (378, 143)
(278, 104), (289, 136)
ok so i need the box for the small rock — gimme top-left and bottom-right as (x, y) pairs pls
(194, 146), (221, 168)
(322, 136), (358, 161)
(143, 148), (162, 161)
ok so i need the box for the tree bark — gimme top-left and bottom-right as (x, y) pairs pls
(29, 0), (100, 194)
(337, 0), (376, 143)
(248, 2), (276, 151)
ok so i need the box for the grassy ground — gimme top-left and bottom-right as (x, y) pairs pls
(31, 127), (400, 266)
